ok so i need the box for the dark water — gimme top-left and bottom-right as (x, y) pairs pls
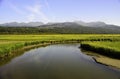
(0, 44), (120, 79)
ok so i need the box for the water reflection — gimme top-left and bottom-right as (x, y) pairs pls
(0, 44), (120, 79)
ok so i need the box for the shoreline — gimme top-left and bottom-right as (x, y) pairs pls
(0, 41), (120, 70)
(0, 41), (79, 59)
(0, 41), (81, 64)
(94, 56), (120, 69)
(81, 49), (120, 69)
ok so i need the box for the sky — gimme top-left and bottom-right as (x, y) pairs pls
(0, 0), (120, 25)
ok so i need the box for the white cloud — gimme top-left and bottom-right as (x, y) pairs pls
(26, 3), (50, 23)
(5, 0), (50, 23)
(9, 4), (24, 14)
(6, 0), (25, 15)
(27, 4), (41, 14)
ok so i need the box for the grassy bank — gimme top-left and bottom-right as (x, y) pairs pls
(81, 42), (120, 59)
(0, 34), (120, 59)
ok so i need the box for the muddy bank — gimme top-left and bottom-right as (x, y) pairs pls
(82, 50), (120, 69)
(95, 56), (120, 69)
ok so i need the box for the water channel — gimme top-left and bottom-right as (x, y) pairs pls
(0, 44), (119, 79)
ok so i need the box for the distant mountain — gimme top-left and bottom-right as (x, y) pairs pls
(38, 22), (120, 34)
(74, 21), (120, 31)
(0, 22), (44, 27)
(41, 22), (80, 28)
(0, 21), (120, 34)
(74, 21), (107, 27)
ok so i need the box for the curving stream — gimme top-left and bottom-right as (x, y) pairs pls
(0, 44), (120, 79)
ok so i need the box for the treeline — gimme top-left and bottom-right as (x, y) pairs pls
(0, 26), (120, 34)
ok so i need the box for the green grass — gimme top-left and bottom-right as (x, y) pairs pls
(0, 34), (120, 41)
(82, 42), (120, 52)
(0, 43), (24, 56)
(81, 41), (120, 59)
(0, 34), (120, 59)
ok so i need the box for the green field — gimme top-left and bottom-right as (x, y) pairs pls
(0, 34), (120, 59)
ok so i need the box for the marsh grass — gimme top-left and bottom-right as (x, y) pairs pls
(0, 34), (120, 59)
(81, 42), (120, 59)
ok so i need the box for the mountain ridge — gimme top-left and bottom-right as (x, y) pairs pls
(0, 21), (120, 27)
(0, 21), (120, 34)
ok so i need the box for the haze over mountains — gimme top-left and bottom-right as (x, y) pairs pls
(0, 22), (44, 27)
(0, 21), (120, 34)
(0, 21), (119, 27)
(75, 21), (107, 27)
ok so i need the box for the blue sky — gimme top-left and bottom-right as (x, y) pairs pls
(0, 0), (120, 25)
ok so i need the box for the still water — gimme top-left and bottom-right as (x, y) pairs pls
(0, 44), (120, 79)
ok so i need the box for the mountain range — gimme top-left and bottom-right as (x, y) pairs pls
(0, 21), (119, 27)
(0, 21), (120, 34)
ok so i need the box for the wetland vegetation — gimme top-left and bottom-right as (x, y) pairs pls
(0, 34), (120, 59)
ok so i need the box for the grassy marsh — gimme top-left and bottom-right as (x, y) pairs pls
(0, 34), (120, 59)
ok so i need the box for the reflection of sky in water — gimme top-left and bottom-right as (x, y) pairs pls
(0, 44), (119, 79)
